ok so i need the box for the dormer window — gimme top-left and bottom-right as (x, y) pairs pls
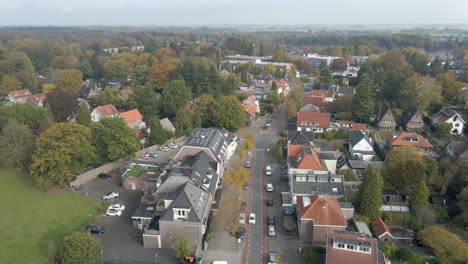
(310, 121), (316, 126)
(173, 208), (190, 221)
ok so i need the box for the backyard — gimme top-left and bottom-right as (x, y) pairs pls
(0, 169), (104, 264)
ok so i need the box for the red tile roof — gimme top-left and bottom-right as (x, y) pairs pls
(27, 93), (46, 105)
(306, 90), (335, 98)
(433, 107), (459, 122)
(288, 144), (322, 170)
(297, 195), (346, 226)
(9, 89), (32, 98)
(243, 101), (257, 116)
(95, 104), (119, 118)
(371, 217), (392, 238)
(326, 231), (378, 264)
(337, 121), (368, 131)
(386, 132), (433, 148)
(297, 112), (330, 128)
(303, 96), (326, 106)
(120, 109), (143, 123)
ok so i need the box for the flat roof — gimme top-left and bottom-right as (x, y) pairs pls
(132, 204), (156, 219)
(353, 221), (372, 237)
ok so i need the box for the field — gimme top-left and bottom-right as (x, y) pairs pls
(0, 170), (104, 264)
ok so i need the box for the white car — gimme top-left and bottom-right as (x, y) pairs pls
(266, 183), (273, 192)
(108, 204), (125, 211)
(102, 192), (119, 200)
(249, 213), (256, 224)
(268, 225), (276, 236)
(239, 213), (246, 225)
(160, 147), (169, 152)
(106, 208), (122, 216)
(266, 165), (272, 176)
(168, 143), (178, 149)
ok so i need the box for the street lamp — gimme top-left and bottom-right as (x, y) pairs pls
(101, 249), (104, 263)
(155, 253), (158, 264)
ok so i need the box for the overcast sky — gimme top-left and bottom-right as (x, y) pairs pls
(0, 0), (466, 26)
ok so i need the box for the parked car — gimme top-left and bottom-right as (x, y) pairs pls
(195, 257), (203, 264)
(168, 143), (178, 149)
(249, 213), (256, 224)
(267, 252), (277, 264)
(244, 161), (251, 168)
(239, 213), (246, 225)
(266, 183), (273, 192)
(102, 192), (119, 200)
(283, 207), (294, 215)
(106, 208), (122, 216)
(266, 165), (272, 176)
(243, 182), (249, 190)
(159, 147), (169, 152)
(87, 225), (105, 234)
(267, 216), (275, 225)
(236, 227), (245, 239)
(266, 197), (273, 206)
(268, 225), (276, 236)
(148, 151), (158, 158)
(108, 204), (125, 211)
(98, 173), (111, 179)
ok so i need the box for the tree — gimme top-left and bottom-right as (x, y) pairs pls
(285, 98), (298, 120)
(384, 146), (426, 188)
(30, 123), (96, 186)
(283, 215), (297, 232)
(56, 69), (83, 94)
(76, 104), (92, 127)
(61, 231), (101, 264)
(128, 85), (159, 120)
(149, 116), (170, 145)
(147, 61), (176, 89)
(352, 74), (374, 123)
(356, 165), (384, 220)
(330, 58), (347, 72)
(162, 80), (192, 118)
(409, 181), (430, 210)
(212, 95), (245, 132)
(436, 122), (452, 138)
(79, 57), (94, 79)
(46, 90), (79, 122)
(91, 86), (124, 109)
(224, 166), (251, 190)
(0, 120), (34, 169)
(417, 225), (468, 259)
(12, 51), (37, 90)
(223, 73), (240, 95)
(336, 95), (353, 112)
(104, 59), (131, 80)
(92, 117), (140, 164)
(379, 51), (410, 71)
(218, 195), (242, 235)
(0, 74), (22, 95)
(437, 72), (459, 104)
(0, 103), (50, 131)
(173, 235), (192, 258)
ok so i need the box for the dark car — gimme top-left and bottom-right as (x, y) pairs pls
(267, 216), (275, 225)
(195, 257), (203, 264)
(283, 207), (294, 215)
(243, 182), (249, 190)
(236, 227), (246, 239)
(87, 225), (105, 234)
(98, 173), (111, 179)
(266, 197), (273, 206)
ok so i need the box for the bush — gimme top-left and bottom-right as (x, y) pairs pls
(303, 245), (326, 264)
(334, 128), (352, 139)
(337, 169), (357, 181)
(382, 213), (413, 228)
(395, 248), (425, 264)
(353, 215), (371, 223)
(380, 243), (397, 260)
(323, 131), (335, 141)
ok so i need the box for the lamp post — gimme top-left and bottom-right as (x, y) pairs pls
(101, 249), (104, 263)
(155, 253), (158, 264)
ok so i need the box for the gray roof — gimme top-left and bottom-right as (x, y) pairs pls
(317, 151), (338, 160)
(287, 129), (314, 145)
(337, 86), (354, 96)
(320, 83), (339, 91)
(401, 106), (421, 126)
(348, 160), (384, 169)
(299, 104), (321, 113)
(152, 175), (190, 202)
(374, 104), (393, 125)
(353, 221), (372, 237)
(255, 70), (274, 81)
(132, 204), (156, 219)
(348, 130), (371, 147)
(291, 174), (345, 197)
(184, 128), (235, 163)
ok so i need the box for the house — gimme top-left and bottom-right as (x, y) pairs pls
(401, 106), (424, 131)
(27, 93), (47, 107)
(306, 53), (342, 68)
(287, 129), (314, 145)
(255, 70), (275, 84)
(336, 86), (354, 97)
(446, 140), (468, 165)
(306, 90), (335, 103)
(297, 195), (348, 244)
(91, 104), (119, 122)
(290, 173), (345, 204)
(386, 132), (433, 156)
(242, 94), (260, 126)
(374, 104), (396, 131)
(319, 83), (340, 92)
(326, 231), (381, 264)
(160, 118), (176, 133)
(348, 130), (375, 161)
(382, 188), (412, 205)
(277, 80), (290, 96)
(120, 109), (146, 130)
(332, 66), (360, 78)
(297, 112), (331, 133)
(122, 160), (160, 191)
(337, 121), (368, 132)
(371, 217), (393, 243)
(288, 144), (323, 172)
(371, 217), (413, 244)
(8, 89), (32, 104)
(77, 98), (91, 109)
(300, 104), (321, 113)
(219, 69), (230, 79)
(432, 107), (466, 135)
(79, 81), (99, 99)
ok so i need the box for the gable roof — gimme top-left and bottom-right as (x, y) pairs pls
(160, 118), (175, 132)
(288, 145), (322, 170)
(337, 86), (354, 96)
(27, 93), (47, 105)
(326, 231), (378, 264)
(374, 104), (393, 124)
(300, 104), (321, 113)
(337, 121), (368, 131)
(448, 141), (468, 156)
(243, 101), (257, 116)
(287, 130), (315, 145)
(306, 90), (335, 98)
(297, 112), (330, 128)
(371, 217), (393, 238)
(433, 107), (465, 123)
(348, 130), (371, 148)
(401, 106), (422, 126)
(120, 109), (143, 123)
(255, 70), (274, 81)
(182, 128), (234, 163)
(94, 104), (119, 117)
(9, 89), (32, 98)
(386, 132), (433, 148)
(297, 195), (346, 226)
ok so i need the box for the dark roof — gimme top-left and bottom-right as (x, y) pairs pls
(287, 129), (315, 145)
(255, 70), (275, 81)
(401, 106), (421, 127)
(348, 130), (371, 147)
(132, 204), (156, 219)
(79, 83), (97, 98)
(317, 152), (338, 160)
(320, 83), (339, 91)
(291, 174), (345, 196)
(184, 128), (234, 163)
(348, 160), (384, 169)
(337, 86), (354, 96)
(374, 104), (393, 125)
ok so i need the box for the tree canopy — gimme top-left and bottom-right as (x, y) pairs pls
(409, 181), (430, 211)
(56, 69), (83, 94)
(161, 80), (192, 118)
(351, 74), (374, 123)
(173, 235), (192, 258)
(417, 225), (468, 259)
(61, 231), (101, 264)
(46, 90), (79, 122)
(356, 165), (384, 220)
(384, 146), (426, 189)
(0, 120), (34, 169)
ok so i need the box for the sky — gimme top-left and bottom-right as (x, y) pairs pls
(0, 0), (466, 26)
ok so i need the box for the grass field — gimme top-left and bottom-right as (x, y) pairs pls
(0, 169), (104, 264)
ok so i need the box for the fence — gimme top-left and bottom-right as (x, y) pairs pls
(70, 136), (186, 187)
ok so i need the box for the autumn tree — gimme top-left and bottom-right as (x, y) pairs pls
(173, 235), (192, 258)
(61, 231), (101, 264)
(161, 80), (192, 118)
(147, 61), (176, 89)
(352, 74), (374, 123)
(91, 86), (125, 109)
(409, 181), (430, 211)
(0, 120), (34, 169)
(56, 69), (83, 94)
(379, 51), (410, 71)
(46, 90), (79, 122)
(92, 117), (140, 164)
(336, 95), (353, 113)
(417, 225), (468, 259)
(224, 166), (251, 190)
(285, 98), (298, 120)
(76, 104), (92, 127)
(0, 74), (22, 95)
(30, 123), (96, 186)
(218, 196), (242, 235)
(356, 165), (384, 220)
(384, 146), (426, 189)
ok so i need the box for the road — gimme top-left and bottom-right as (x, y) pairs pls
(244, 109), (288, 264)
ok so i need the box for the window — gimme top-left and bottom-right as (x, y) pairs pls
(301, 121), (307, 126)
(360, 247), (370, 253)
(332, 188), (338, 192)
(296, 176), (306, 182)
(318, 177), (327, 182)
(308, 176), (316, 182)
(310, 122), (316, 126)
(347, 245), (354, 250)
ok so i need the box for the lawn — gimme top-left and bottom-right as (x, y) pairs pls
(0, 169), (104, 264)
(123, 164), (159, 178)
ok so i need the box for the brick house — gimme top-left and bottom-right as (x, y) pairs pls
(297, 112), (331, 133)
(120, 109), (146, 130)
(386, 132), (433, 156)
(374, 104), (395, 131)
(8, 89), (32, 104)
(326, 231), (380, 264)
(91, 104), (119, 122)
(400, 106), (424, 131)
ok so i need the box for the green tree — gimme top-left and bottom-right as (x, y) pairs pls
(437, 72), (459, 104)
(76, 104), (92, 127)
(436, 122), (452, 138)
(149, 116), (170, 145)
(173, 235), (192, 258)
(92, 117), (140, 164)
(132, 64), (150, 86)
(417, 225), (468, 259)
(12, 51), (38, 90)
(91, 86), (125, 109)
(212, 95), (245, 132)
(128, 85), (159, 120)
(104, 59), (131, 80)
(61, 231), (101, 264)
(224, 73), (240, 95)
(0, 74), (23, 95)
(0, 103), (50, 131)
(162, 80), (192, 118)
(79, 57), (94, 79)
(356, 165), (384, 220)
(45, 90), (79, 122)
(352, 74), (375, 123)
(384, 146), (426, 188)
(30, 123), (96, 186)
(0, 120), (34, 169)
(409, 181), (430, 210)
(56, 69), (83, 94)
